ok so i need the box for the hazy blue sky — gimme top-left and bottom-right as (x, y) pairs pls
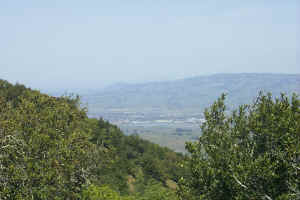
(1, 1), (299, 90)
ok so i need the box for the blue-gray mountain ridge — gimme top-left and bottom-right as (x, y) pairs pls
(83, 73), (300, 114)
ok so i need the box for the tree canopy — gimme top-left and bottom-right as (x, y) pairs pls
(178, 93), (300, 200)
(0, 79), (183, 199)
(1, 79), (299, 199)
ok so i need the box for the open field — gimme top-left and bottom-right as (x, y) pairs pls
(119, 124), (202, 153)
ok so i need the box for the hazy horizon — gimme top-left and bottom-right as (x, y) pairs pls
(1, 1), (299, 91)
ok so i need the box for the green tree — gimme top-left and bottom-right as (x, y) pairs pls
(0, 90), (93, 199)
(81, 185), (123, 200)
(133, 181), (178, 200)
(178, 93), (300, 200)
(0, 80), (187, 199)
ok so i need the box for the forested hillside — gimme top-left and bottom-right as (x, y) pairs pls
(0, 79), (186, 199)
(1, 79), (299, 199)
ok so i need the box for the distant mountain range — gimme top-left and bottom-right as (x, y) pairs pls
(83, 73), (300, 114)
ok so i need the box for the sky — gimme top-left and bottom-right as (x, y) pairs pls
(0, 0), (299, 91)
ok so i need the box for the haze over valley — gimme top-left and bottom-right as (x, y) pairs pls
(79, 73), (299, 152)
(1, 1), (299, 199)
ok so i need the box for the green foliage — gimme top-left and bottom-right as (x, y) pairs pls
(0, 80), (185, 199)
(81, 185), (122, 200)
(0, 80), (27, 107)
(136, 182), (178, 200)
(0, 83), (94, 199)
(178, 93), (300, 200)
(4, 79), (298, 200)
(88, 117), (186, 195)
(80, 183), (179, 200)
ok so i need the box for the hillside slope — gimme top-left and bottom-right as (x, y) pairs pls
(85, 73), (300, 113)
(0, 79), (186, 199)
